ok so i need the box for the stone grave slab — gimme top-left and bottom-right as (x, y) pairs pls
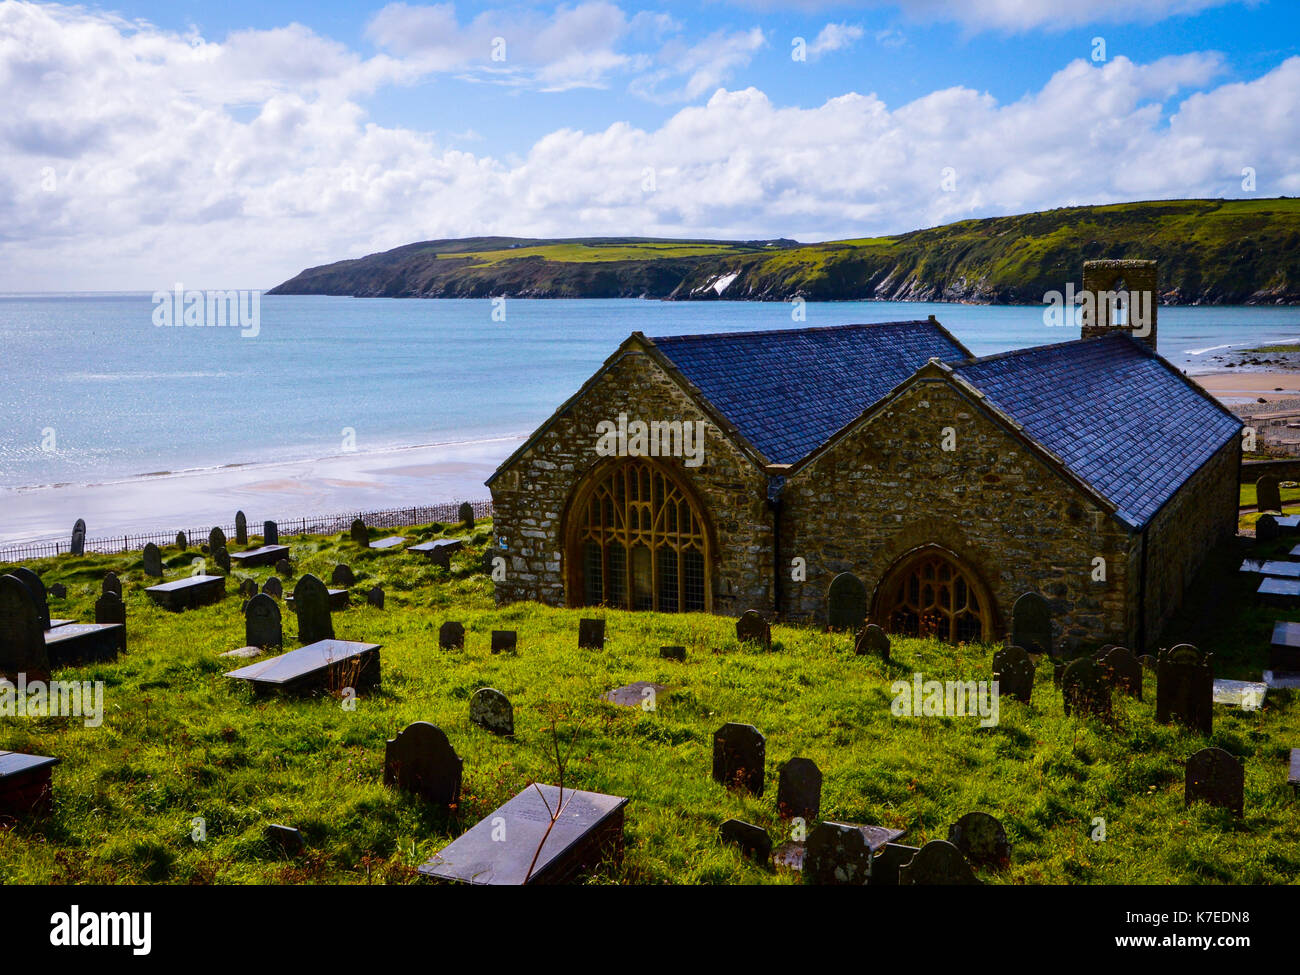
(947, 812), (1010, 868)
(1257, 577), (1300, 607)
(1185, 746), (1244, 817)
(284, 588), (350, 612)
(1269, 620), (1300, 672)
(578, 618), (605, 650)
(1264, 670), (1300, 689)
(1278, 516), (1300, 533)
(992, 645), (1034, 703)
(1212, 679), (1267, 710)
(491, 630), (517, 654)
(1011, 591), (1052, 656)
(804, 821), (906, 885)
(1289, 749), (1299, 790)
(772, 841), (806, 873)
(439, 621), (465, 650)
(1157, 644), (1214, 735)
(0, 750), (58, 819)
(826, 572), (867, 632)
(229, 545), (290, 569)
(601, 681), (665, 708)
(735, 610), (771, 648)
(45, 622), (124, 666)
(659, 645), (686, 661)
(225, 639), (380, 695)
(855, 623), (890, 660)
(244, 593), (282, 650)
(417, 784), (628, 885)
(470, 687), (514, 735)
(370, 536), (407, 550)
(0, 574), (51, 675)
(409, 538), (465, 567)
(712, 722), (765, 795)
(868, 843), (921, 886)
(145, 575), (226, 611)
(776, 757), (821, 821)
(719, 819), (771, 866)
(220, 646), (265, 660)
(898, 840), (981, 885)
(142, 543), (163, 578)
(1240, 559), (1300, 578)
(384, 722), (463, 806)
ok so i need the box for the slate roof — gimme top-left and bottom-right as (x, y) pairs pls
(951, 332), (1241, 527)
(647, 320), (970, 465)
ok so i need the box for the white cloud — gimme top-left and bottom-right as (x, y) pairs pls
(630, 26), (766, 102)
(807, 22), (864, 57)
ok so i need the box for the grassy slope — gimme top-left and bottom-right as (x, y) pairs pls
(1, 520), (1297, 885)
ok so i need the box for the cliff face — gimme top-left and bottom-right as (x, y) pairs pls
(269, 198), (1300, 304)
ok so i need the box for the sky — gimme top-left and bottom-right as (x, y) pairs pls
(0, 0), (1298, 290)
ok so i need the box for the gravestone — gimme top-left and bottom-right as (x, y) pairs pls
(439, 621), (465, 650)
(1011, 592), (1052, 656)
(366, 585), (384, 609)
(1156, 644), (1214, 736)
(262, 576), (283, 599)
(275, 558), (291, 576)
(235, 510), (248, 546)
(899, 840), (981, 885)
(70, 518), (86, 556)
(1061, 657), (1112, 720)
(175, 531), (187, 550)
(10, 568), (53, 630)
(212, 545), (231, 574)
(660, 645), (686, 661)
(1097, 645), (1143, 700)
(991, 645), (1034, 704)
(292, 574), (334, 645)
(491, 630), (517, 654)
(1270, 620), (1300, 672)
(869, 843), (921, 887)
(209, 526), (226, 553)
(1257, 475), (1283, 514)
(578, 618), (605, 650)
(947, 812), (1010, 868)
(142, 542), (163, 578)
(350, 518), (369, 548)
(0, 575), (50, 676)
(854, 623), (890, 660)
(776, 757), (822, 821)
(94, 590), (125, 626)
(264, 825), (304, 856)
(238, 577), (258, 599)
(225, 639), (380, 695)
(48, 583), (66, 600)
(384, 722), (463, 806)
(602, 681), (665, 708)
(331, 564), (356, 587)
(720, 819), (771, 866)
(1257, 513), (1281, 542)
(230, 544), (289, 569)
(712, 722), (765, 796)
(735, 610), (771, 648)
(459, 501), (475, 532)
(102, 571), (121, 598)
(244, 593), (283, 650)
(264, 521), (279, 545)
(1138, 653), (1157, 670)
(803, 822), (873, 885)
(827, 572), (868, 632)
(469, 687), (514, 735)
(1185, 746), (1244, 817)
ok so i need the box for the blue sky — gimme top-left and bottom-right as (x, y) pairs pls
(0, 0), (1297, 288)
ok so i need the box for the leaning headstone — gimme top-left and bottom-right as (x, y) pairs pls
(263, 520), (279, 545)
(1185, 746), (1244, 817)
(439, 621), (465, 650)
(101, 572), (121, 598)
(70, 519), (86, 556)
(350, 518), (369, 548)
(366, 585), (384, 609)
(719, 819), (771, 866)
(947, 812), (1010, 869)
(244, 593), (283, 650)
(660, 645), (686, 661)
(458, 501), (475, 532)
(1157, 644), (1214, 736)
(384, 722), (463, 806)
(209, 526), (226, 554)
(735, 611), (771, 648)
(776, 757), (822, 821)
(292, 573), (334, 644)
(212, 544), (231, 574)
(0, 574), (50, 676)
(1011, 592), (1052, 656)
(275, 558), (291, 576)
(469, 688), (514, 735)
(94, 590), (125, 626)
(803, 822), (873, 885)
(578, 618), (605, 650)
(1257, 513), (1281, 542)
(235, 510), (248, 546)
(491, 630), (517, 654)
(331, 564), (356, 587)
(1061, 657), (1112, 720)
(264, 824), (304, 856)
(855, 624), (890, 660)
(262, 576), (283, 599)
(899, 840), (981, 885)
(992, 645), (1034, 704)
(175, 531), (187, 550)
(712, 722), (765, 796)
(827, 572), (868, 632)
(1097, 645), (1143, 700)
(1257, 475), (1283, 514)
(142, 543), (163, 578)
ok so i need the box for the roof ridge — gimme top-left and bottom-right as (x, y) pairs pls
(647, 318), (934, 344)
(951, 331), (1135, 370)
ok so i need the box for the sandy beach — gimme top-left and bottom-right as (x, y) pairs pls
(1191, 370), (1300, 405)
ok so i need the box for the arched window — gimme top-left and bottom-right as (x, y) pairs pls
(568, 460), (711, 612)
(1110, 276), (1128, 327)
(873, 546), (994, 643)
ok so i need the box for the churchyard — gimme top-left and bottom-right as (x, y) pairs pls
(1, 515), (1298, 885)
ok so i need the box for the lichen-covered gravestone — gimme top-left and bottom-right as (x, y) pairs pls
(366, 585), (384, 609)
(947, 811), (1010, 869)
(712, 722), (765, 796)
(101, 572), (122, 598)
(175, 531), (188, 550)
(1185, 746), (1244, 817)
(899, 840), (981, 885)
(826, 572), (867, 633)
(439, 621), (465, 650)
(991, 645), (1034, 704)
(1257, 475), (1283, 514)
(244, 593), (282, 650)
(262, 576), (283, 599)
(1061, 657), (1112, 720)
(212, 545), (231, 574)
(350, 518), (369, 548)
(776, 757), (822, 821)
(491, 630), (517, 654)
(803, 822), (872, 885)
(1097, 645), (1143, 700)
(458, 501), (475, 532)
(235, 510), (248, 546)
(238, 578), (258, 599)
(735, 610), (771, 648)
(720, 819), (771, 866)
(263, 520), (279, 545)
(578, 618), (605, 650)
(209, 526), (226, 554)
(1011, 592), (1052, 656)
(275, 558), (291, 576)
(94, 590), (125, 626)
(331, 564), (356, 587)
(70, 519), (86, 556)
(854, 623), (890, 660)
(0, 574), (51, 677)
(292, 573), (334, 645)
(142, 543), (163, 578)
(469, 687), (514, 735)
(1157, 644), (1214, 736)
(384, 722), (463, 806)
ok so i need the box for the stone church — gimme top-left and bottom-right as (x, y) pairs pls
(487, 261), (1242, 652)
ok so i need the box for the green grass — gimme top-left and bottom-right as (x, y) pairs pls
(2, 520), (1298, 884)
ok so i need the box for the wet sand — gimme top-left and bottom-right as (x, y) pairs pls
(1192, 371), (1300, 405)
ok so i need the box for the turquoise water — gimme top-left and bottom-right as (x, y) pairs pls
(2, 293), (1299, 491)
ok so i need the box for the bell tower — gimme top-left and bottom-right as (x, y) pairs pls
(1081, 259), (1158, 351)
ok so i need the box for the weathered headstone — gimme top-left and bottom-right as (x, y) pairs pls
(238, 577), (258, 599)
(244, 593), (283, 650)
(209, 526), (226, 554)
(384, 722), (463, 806)
(1257, 513), (1281, 542)
(776, 757), (822, 821)
(235, 510), (248, 546)
(992, 645), (1034, 704)
(1157, 644), (1214, 736)
(212, 544), (231, 574)
(1185, 746), (1244, 817)
(459, 501), (475, 532)
(854, 623), (890, 660)
(331, 564), (356, 587)
(94, 590), (125, 626)
(142, 542), (163, 578)
(827, 572), (867, 632)
(264, 824), (305, 856)
(491, 630), (517, 654)
(263, 520), (279, 545)
(292, 573), (334, 644)
(735, 610), (771, 648)
(101, 571), (121, 598)
(712, 722), (765, 795)
(1138, 653), (1157, 670)
(1011, 592), (1052, 656)
(175, 531), (187, 550)
(660, 645), (686, 661)
(350, 518), (369, 548)
(899, 840), (981, 885)
(1097, 645), (1143, 700)
(275, 558), (291, 576)
(803, 822), (873, 885)
(947, 812), (1010, 868)
(48, 583), (66, 600)
(0, 575), (50, 676)
(1257, 474), (1283, 514)
(470, 687), (514, 735)
(439, 621), (465, 650)
(720, 819), (771, 866)
(366, 585), (385, 609)
(262, 576), (283, 599)
(10, 568), (53, 630)
(70, 518), (86, 556)
(1061, 657), (1112, 720)
(578, 618), (605, 650)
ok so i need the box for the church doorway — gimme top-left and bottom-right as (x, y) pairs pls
(872, 544), (995, 643)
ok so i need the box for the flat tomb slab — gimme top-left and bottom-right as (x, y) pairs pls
(1212, 679), (1267, 708)
(48, 619), (73, 629)
(408, 539), (465, 564)
(1265, 670), (1300, 689)
(1240, 559), (1300, 578)
(1279, 517), (1300, 532)
(225, 639), (380, 693)
(45, 622), (124, 666)
(369, 536), (406, 550)
(1290, 749), (1300, 788)
(0, 750), (58, 818)
(602, 681), (667, 707)
(1271, 620), (1300, 672)
(1257, 578), (1300, 604)
(229, 545), (290, 568)
(145, 575), (226, 611)
(287, 588), (350, 611)
(418, 784), (628, 885)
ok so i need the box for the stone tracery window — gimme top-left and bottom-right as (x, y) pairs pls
(875, 547), (992, 643)
(571, 459), (710, 612)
